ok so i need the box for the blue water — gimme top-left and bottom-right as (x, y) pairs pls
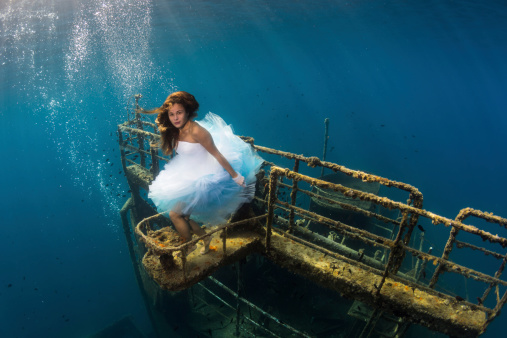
(1, 0), (506, 337)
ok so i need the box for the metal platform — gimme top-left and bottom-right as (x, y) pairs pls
(137, 216), (264, 292)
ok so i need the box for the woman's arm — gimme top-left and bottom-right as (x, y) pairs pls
(192, 124), (245, 185)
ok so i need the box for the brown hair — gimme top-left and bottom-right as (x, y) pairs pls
(144, 91), (199, 155)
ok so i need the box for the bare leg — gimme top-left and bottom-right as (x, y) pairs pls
(169, 211), (192, 241)
(186, 217), (212, 254)
(169, 210), (197, 256)
(187, 218), (205, 236)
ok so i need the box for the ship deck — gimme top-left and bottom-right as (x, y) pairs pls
(118, 114), (507, 337)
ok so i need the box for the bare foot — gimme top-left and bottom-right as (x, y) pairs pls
(175, 243), (197, 258)
(200, 234), (212, 254)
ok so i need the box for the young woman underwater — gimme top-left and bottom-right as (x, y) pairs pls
(144, 91), (263, 255)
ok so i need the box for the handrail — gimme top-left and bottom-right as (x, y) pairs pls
(264, 165), (507, 332)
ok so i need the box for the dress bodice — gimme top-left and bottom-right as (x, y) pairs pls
(176, 141), (207, 156)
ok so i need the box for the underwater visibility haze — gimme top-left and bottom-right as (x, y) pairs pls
(1, 0), (507, 337)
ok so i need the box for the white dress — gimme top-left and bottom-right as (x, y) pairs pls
(148, 113), (263, 225)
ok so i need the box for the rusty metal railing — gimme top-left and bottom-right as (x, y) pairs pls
(263, 165), (507, 333)
(118, 117), (165, 179)
(135, 212), (267, 282)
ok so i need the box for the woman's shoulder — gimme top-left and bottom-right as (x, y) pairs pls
(190, 121), (211, 140)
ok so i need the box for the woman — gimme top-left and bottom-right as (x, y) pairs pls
(145, 91), (263, 255)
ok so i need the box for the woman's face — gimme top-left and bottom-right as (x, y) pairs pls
(168, 103), (188, 129)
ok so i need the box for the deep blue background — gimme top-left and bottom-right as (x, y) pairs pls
(1, 0), (506, 337)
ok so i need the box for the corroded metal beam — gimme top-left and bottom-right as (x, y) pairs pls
(266, 230), (486, 337)
(270, 166), (507, 248)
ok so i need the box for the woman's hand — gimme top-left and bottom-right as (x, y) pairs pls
(233, 173), (246, 187)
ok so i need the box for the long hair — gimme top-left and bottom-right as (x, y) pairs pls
(143, 91), (199, 155)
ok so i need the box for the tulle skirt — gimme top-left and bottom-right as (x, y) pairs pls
(148, 113), (264, 225)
